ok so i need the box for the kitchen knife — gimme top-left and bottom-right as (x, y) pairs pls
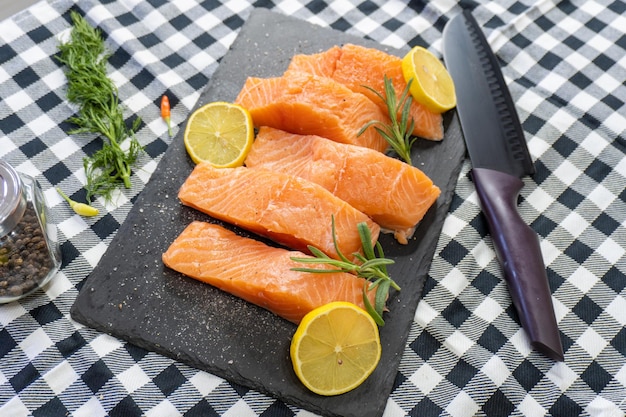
(442, 10), (564, 361)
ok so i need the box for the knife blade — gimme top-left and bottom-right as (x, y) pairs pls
(442, 10), (564, 361)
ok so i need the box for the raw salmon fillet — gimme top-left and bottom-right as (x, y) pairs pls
(234, 71), (389, 152)
(162, 221), (376, 324)
(178, 163), (380, 259)
(286, 43), (444, 141)
(246, 127), (441, 243)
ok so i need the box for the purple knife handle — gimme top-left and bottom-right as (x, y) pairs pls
(472, 167), (564, 361)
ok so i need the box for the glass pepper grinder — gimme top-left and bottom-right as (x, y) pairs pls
(0, 160), (62, 303)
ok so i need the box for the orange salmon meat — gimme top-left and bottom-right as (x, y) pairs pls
(178, 163), (380, 260)
(162, 221), (376, 324)
(286, 43), (444, 141)
(245, 127), (441, 244)
(234, 71), (389, 152)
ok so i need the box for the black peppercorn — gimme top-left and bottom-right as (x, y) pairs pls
(0, 160), (61, 303)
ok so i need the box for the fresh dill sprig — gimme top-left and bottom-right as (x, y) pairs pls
(358, 75), (417, 165)
(56, 10), (143, 202)
(290, 217), (400, 326)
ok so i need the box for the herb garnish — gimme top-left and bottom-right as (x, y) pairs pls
(291, 217), (400, 326)
(358, 75), (416, 165)
(56, 11), (143, 202)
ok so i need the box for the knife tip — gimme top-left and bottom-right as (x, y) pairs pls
(532, 341), (565, 362)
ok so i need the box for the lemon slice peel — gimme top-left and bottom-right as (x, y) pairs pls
(290, 301), (382, 396)
(401, 46), (456, 113)
(183, 101), (254, 167)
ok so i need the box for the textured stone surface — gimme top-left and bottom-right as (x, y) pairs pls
(71, 8), (465, 417)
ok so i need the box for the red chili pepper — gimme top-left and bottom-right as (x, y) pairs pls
(161, 95), (172, 137)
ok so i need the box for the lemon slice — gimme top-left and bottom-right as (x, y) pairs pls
(290, 301), (382, 396)
(183, 101), (254, 167)
(401, 46), (456, 113)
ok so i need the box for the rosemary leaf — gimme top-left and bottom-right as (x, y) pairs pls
(362, 287), (385, 326)
(291, 216), (400, 325)
(358, 75), (417, 165)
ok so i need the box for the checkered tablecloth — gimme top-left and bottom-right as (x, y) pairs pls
(1, 0), (625, 416)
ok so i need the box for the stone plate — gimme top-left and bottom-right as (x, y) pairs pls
(71, 8), (466, 417)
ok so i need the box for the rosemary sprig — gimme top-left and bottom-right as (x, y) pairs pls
(291, 217), (400, 326)
(56, 11), (143, 202)
(358, 75), (417, 164)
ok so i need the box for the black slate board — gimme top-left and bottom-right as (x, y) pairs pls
(71, 8), (466, 417)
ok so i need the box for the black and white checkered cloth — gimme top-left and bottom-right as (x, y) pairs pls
(1, 0), (625, 415)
